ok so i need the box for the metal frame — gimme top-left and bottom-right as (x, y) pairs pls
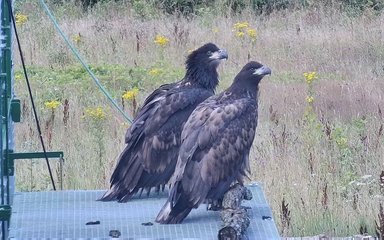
(0, 0), (13, 195)
(0, 1), (64, 238)
(0, 1), (14, 239)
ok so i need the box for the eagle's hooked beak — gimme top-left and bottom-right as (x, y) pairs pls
(254, 65), (271, 76)
(210, 49), (228, 60)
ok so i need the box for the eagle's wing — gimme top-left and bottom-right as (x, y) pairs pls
(124, 82), (177, 147)
(111, 82), (212, 186)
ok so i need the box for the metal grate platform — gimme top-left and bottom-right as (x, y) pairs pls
(9, 183), (280, 239)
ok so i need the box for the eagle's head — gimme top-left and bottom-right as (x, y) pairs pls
(229, 61), (271, 95)
(186, 43), (228, 70)
(237, 61), (271, 85)
(185, 43), (228, 90)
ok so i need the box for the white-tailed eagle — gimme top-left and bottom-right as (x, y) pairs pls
(156, 61), (271, 223)
(100, 43), (228, 202)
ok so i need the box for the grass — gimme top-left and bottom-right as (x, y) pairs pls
(12, 1), (384, 237)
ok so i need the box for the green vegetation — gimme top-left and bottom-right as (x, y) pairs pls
(12, 0), (384, 238)
(45, 0), (384, 16)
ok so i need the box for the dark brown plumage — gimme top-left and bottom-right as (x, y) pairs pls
(99, 43), (228, 202)
(156, 61), (271, 224)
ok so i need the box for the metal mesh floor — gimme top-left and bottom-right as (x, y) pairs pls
(9, 183), (279, 239)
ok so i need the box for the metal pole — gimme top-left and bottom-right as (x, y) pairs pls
(0, 0), (12, 238)
(0, 1), (5, 237)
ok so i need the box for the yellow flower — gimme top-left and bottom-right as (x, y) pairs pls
(236, 31), (245, 38)
(233, 21), (249, 30)
(335, 137), (348, 147)
(44, 100), (61, 110)
(233, 22), (257, 42)
(154, 35), (169, 47)
(306, 96), (314, 104)
(85, 107), (105, 120)
(15, 13), (28, 26)
(247, 28), (257, 40)
(148, 68), (162, 76)
(122, 88), (139, 101)
(72, 33), (81, 44)
(303, 72), (318, 84)
(15, 73), (23, 81)
(212, 27), (219, 33)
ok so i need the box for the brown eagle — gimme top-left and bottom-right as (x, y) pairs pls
(99, 43), (228, 202)
(156, 61), (271, 224)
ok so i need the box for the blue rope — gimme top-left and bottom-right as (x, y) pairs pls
(39, 0), (133, 123)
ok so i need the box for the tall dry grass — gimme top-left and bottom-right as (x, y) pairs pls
(12, 1), (384, 237)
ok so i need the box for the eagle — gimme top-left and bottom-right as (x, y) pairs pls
(99, 43), (228, 202)
(155, 61), (271, 224)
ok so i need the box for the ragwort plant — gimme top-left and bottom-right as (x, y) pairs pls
(154, 34), (170, 62)
(83, 106), (107, 184)
(233, 21), (257, 60)
(302, 71), (323, 175)
(122, 87), (139, 117)
(44, 100), (61, 148)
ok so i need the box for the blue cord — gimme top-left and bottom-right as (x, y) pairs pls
(39, 0), (133, 123)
